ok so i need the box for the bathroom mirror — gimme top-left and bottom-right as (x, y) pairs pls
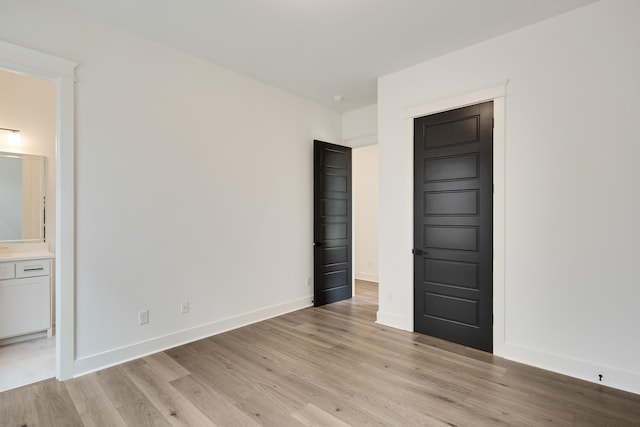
(0, 152), (46, 243)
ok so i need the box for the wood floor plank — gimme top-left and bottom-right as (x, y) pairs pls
(1, 280), (639, 426)
(169, 374), (261, 427)
(122, 361), (216, 426)
(528, 382), (640, 426)
(167, 340), (264, 403)
(65, 374), (128, 426)
(31, 379), (84, 426)
(0, 384), (39, 427)
(558, 379), (640, 418)
(233, 389), (307, 427)
(65, 374), (107, 406)
(73, 394), (129, 427)
(142, 352), (190, 383)
(291, 403), (352, 427)
(464, 379), (576, 426)
(249, 320), (362, 371)
(168, 345), (253, 402)
(117, 397), (172, 427)
(95, 365), (145, 409)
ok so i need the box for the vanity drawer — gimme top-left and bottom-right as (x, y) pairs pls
(0, 262), (15, 280)
(15, 259), (50, 278)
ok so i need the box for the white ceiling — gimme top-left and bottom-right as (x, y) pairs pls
(52, 0), (597, 112)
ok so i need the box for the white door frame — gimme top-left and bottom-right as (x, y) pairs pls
(0, 40), (77, 379)
(404, 82), (507, 356)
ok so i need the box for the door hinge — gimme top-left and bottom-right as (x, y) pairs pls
(492, 118), (495, 129)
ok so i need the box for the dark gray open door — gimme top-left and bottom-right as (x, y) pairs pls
(413, 101), (493, 352)
(313, 140), (352, 306)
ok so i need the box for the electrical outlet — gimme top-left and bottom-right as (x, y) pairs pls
(138, 310), (149, 325)
(181, 301), (190, 314)
(387, 291), (393, 302)
(306, 276), (312, 287)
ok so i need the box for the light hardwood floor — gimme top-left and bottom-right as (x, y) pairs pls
(1, 280), (639, 426)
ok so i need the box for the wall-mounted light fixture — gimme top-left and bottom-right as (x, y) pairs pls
(0, 127), (21, 145)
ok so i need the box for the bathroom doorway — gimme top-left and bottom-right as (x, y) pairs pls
(0, 69), (57, 392)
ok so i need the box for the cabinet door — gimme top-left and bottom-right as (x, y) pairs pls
(0, 276), (50, 339)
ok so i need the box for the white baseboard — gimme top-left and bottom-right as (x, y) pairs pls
(376, 310), (410, 331)
(72, 298), (640, 396)
(355, 272), (379, 282)
(73, 296), (313, 377)
(505, 342), (640, 395)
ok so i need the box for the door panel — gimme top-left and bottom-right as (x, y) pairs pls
(314, 140), (352, 306)
(424, 190), (478, 215)
(414, 101), (493, 352)
(425, 154), (479, 181)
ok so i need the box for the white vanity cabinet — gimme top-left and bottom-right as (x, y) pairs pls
(0, 256), (52, 340)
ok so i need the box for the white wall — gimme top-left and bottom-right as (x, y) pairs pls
(342, 103), (379, 283)
(0, 0), (341, 374)
(0, 70), (56, 248)
(342, 104), (378, 148)
(352, 145), (379, 282)
(343, 104), (379, 283)
(378, 0), (640, 394)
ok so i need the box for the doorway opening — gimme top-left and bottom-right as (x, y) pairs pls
(0, 40), (77, 383)
(312, 140), (379, 310)
(352, 144), (379, 296)
(0, 69), (56, 392)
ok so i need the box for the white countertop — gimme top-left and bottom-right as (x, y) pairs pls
(0, 243), (55, 262)
(0, 251), (55, 262)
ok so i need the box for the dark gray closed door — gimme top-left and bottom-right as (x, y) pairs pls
(314, 140), (352, 306)
(413, 101), (493, 352)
